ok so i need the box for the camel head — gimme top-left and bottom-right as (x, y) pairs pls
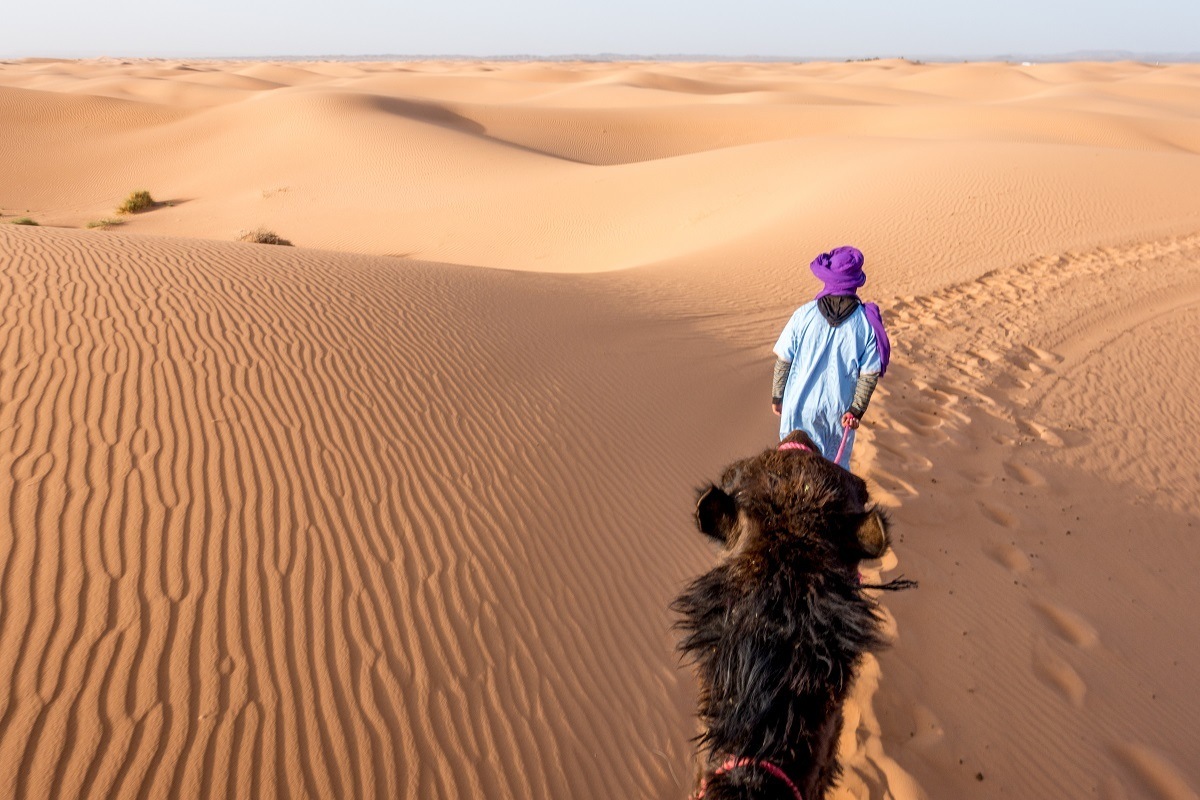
(693, 429), (890, 568)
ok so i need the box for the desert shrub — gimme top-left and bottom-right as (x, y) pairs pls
(10, 218), (38, 226)
(237, 227), (293, 246)
(87, 218), (125, 229)
(117, 190), (156, 214)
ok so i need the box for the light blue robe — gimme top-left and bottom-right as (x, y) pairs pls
(773, 302), (882, 468)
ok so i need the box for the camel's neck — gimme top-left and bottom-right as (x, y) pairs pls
(681, 565), (876, 799)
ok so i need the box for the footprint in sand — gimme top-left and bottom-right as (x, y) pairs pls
(1112, 743), (1200, 800)
(909, 379), (962, 410)
(978, 500), (1019, 528)
(906, 703), (945, 749)
(892, 408), (944, 439)
(1025, 344), (1063, 367)
(962, 470), (993, 488)
(985, 541), (1032, 573)
(871, 468), (920, 499)
(874, 441), (934, 472)
(1017, 419), (1065, 447)
(1003, 460), (1047, 487)
(1006, 344), (1060, 376)
(1032, 600), (1099, 648)
(966, 346), (1005, 364)
(992, 371), (1033, 392)
(1032, 637), (1087, 708)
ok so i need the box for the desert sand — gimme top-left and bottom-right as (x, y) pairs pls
(1, 57), (1199, 799)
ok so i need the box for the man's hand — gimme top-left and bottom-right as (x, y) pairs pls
(772, 402), (782, 416)
(841, 412), (860, 429)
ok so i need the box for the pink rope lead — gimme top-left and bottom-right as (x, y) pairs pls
(696, 757), (803, 800)
(779, 424), (850, 466)
(833, 423), (852, 467)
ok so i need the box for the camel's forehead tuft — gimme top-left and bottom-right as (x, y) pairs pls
(722, 450), (850, 511)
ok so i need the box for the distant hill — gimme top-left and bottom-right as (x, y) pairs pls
(242, 51), (1200, 64)
(980, 49), (1200, 63)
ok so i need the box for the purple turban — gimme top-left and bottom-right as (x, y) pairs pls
(811, 246), (866, 299)
(810, 245), (891, 375)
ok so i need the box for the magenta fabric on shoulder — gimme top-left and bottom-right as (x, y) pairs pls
(861, 302), (890, 376)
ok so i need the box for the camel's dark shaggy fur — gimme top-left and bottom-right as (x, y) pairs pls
(672, 430), (914, 800)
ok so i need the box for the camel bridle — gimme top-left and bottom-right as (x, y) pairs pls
(696, 756), (804, 800)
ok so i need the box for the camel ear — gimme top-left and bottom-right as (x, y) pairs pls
(695, 485), (737, 544)
(855, 508), (891, 559)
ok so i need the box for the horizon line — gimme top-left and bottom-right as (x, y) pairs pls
(6, 50), (1200, 64)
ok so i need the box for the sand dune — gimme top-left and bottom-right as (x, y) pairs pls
(0, 225), (726, 798)
(868, 233), (1200, 798)
(4, 59), (1200, 270)
(1, 59), (1198, 799)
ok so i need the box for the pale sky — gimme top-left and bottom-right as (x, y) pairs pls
(5, 0), (1199, 60)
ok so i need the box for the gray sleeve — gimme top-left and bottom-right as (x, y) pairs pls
(849, 372), (880, 419)
(772, 358), (791, 402)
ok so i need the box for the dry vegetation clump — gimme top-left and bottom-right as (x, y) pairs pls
(10, 218), (38, 226)
(237, 227), (293, 246)
(117, 190), (157, 214)
(86, 218), (125, 229)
